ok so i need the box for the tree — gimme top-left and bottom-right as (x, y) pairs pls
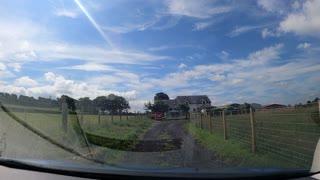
(61, 95), (76, 112)
(144, 101), (169, 113)
(114, 96), (130, 114)
(93, 96), (109, 112)
(154, 92), (169, 101)
(78, 97), (94, 113)
(313, 97), (319, 103)
(177, 104), (190, 119)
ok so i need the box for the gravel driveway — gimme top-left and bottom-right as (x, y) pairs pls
(118, 120), (227, 169)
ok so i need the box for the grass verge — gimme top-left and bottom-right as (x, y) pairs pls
(186, 123), (300, 169)
(84, 118), (154, 164)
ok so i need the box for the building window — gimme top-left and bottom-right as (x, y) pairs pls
(202, 100), (206, 105)
(185, 101), (189, 105)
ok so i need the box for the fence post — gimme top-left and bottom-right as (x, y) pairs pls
(250, 108), (256, 153)
(208, 112), (212, 134)
(24, 108), (27, 121)
(98, 112), (101, 125)
(200, 113), (203, 129)
(80, 107), (84, 124)
(318, 100), (320, 117)
(61, 102), (68, 132)
(222, 111), (227, 140)
(126, 111), (129, 121)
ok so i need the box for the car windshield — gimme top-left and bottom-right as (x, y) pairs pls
(0, 0), (320, 178)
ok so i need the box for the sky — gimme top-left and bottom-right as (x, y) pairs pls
(0, 0), (319, 111)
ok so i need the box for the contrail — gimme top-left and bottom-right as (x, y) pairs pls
(73, 0), (115, 49)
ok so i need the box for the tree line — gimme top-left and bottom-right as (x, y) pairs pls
(0, 92), (130, 115)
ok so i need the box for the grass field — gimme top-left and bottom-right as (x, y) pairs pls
(0, 109), (154, 164)
(191, 105), (320, 168)
(2, 103), (60, 112)
(186, 124), (298, 168)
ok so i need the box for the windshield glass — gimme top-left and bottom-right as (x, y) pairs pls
(0, 0), (320, 177)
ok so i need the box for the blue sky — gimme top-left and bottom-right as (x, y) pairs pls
(0, 0), (319, 111)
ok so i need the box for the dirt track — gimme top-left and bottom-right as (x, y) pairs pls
(119, 120), (227, 169)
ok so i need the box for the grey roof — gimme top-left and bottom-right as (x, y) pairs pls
(175, 95), (211, 104)
(162, 99), (177, 108)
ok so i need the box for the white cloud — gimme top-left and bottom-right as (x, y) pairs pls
(292, 1), (301, 10)
(7, 63), (21, 72)
(165, 0), (232, 19)
(221, 51), (229, 57)
(59, 63), (117, 72)
(54, 8), (79, 18)
(0, 62), (7, 71)
(257, 0), (287, 14)
(0, 19), (169, 65)
(297, 43), (311, 49)
(45, 72), (56, 82)
(279, 0), (320, 37)
(14, 76), (38, 87)
(193, 21), (213, 31)
(261, 28), (281, 38)
(2, 72), (140, 102)
(178, 63), (187, 69)
(229, 25), (266, 37)
(148, 45), (170, 52)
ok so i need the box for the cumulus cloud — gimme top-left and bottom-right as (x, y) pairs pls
(279, 0), (320, 37)
(14, 76), (38, 87)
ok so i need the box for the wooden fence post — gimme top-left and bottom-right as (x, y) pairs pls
(250, 108), (256, 153)
(98, 112), (101, 125)
(200, 113), (203, 129)
(222, 111), (227, 140)
(80, 107), (84, 124)
(208, 112), (212, 134)
(126, 111), (129, 121)
(318, 100), (320, 118)
(24, 108), (27, 121)
(61, 102), (68, 132)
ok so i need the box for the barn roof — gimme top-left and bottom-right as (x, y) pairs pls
(176, 95), (211, 104)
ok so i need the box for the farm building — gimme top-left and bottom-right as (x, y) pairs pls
(262, 104), (287, 109)
(163, 95), (213, 113)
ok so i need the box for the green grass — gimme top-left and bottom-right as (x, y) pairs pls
(0, 110), (154, 164)
(186, 123), (300, 169)
(195, 106), (320, 168)
(2, 103), (60, 112)
(83, 117), (154, 164)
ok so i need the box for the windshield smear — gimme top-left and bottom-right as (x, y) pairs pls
(0, 0), (320, 176)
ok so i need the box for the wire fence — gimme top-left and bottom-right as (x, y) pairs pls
(190, 101), (320, 168)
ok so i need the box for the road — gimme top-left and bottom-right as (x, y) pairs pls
(118, 120), (227, 169)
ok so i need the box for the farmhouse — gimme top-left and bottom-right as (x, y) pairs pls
(163, 95), (213, 113)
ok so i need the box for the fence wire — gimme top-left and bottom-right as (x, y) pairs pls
(190, 103), (320, 168)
